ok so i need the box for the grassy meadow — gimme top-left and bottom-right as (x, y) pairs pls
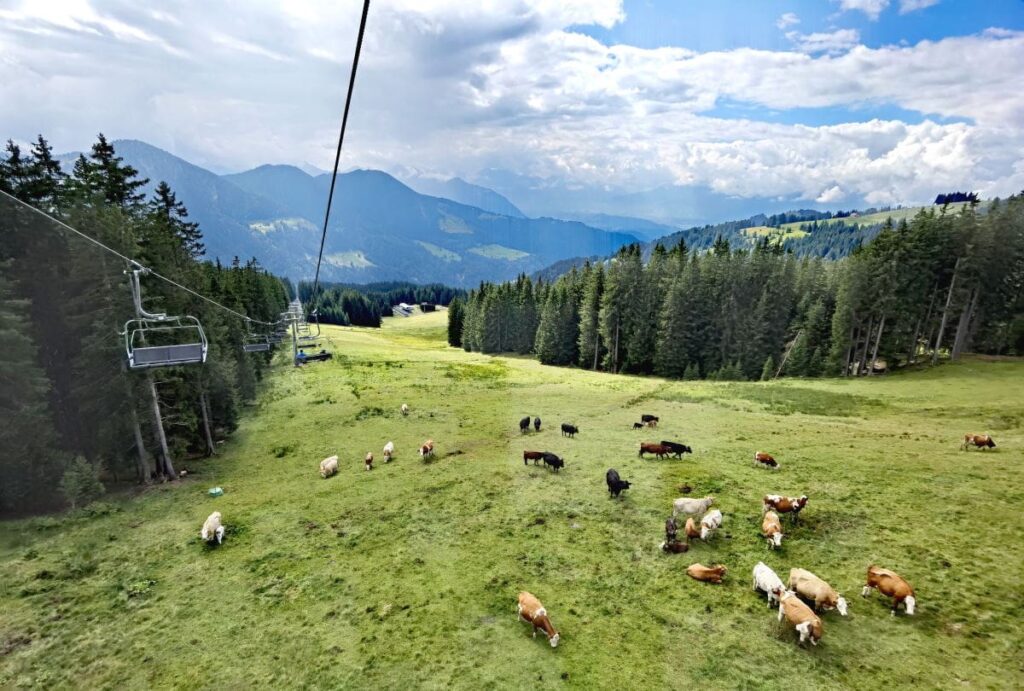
(2, 310), (1023, 689)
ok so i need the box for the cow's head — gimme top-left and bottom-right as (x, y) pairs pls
(549, 631), (560, 648)
(836, 596), (848, 616)
(770, 532), (783, 548)
(620, 480), (631, 490)
(904, 596), (916, 615)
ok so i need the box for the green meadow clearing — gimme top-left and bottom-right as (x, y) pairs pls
(2, 311), (1022, 689)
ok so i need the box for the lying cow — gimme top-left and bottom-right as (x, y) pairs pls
(561, 423), (579, 438)
(700, 509), (722, 540)
(863, 565), (916, 616)
(639, 443), (672, 459)
(962, 433), (996, 450)
(606, 468), (631, 498)
(523, 450), (545, 465)
(762, 510), (783, 549)
(519, 416), (531, 434)
(789, 568), (848, 616)
(661, 539), (689, 553)
(754, 451), (779, 470)
(763, 495), (808, 523)
(778, 590), (823, 646)
(201, 511), (225, 545)
(672, 495), (714, 518)
(660, 441), (692, 458)
(365, 452), (374, 471)
(687, 563), (727, 583)
(319, 454), (339, 479)
(752, 561), (785, 607)
(542, 452), (564, 472)
(517, 592), (560, 647)
(383, 441), (394, 462)
(419, 439), (434, 459)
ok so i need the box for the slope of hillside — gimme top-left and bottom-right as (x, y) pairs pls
(1, 314), (1021, 688)
(403, 175), (526, 218)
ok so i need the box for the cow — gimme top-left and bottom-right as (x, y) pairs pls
(660, 441), (693, 458)
(962, 433), (996, 451)
(684, 517), (701, 541)
(763, 495), (808, 523)
(542, 452), (564, 472)
(382, 441), (394, 462)
(789, 568), (848, 616)
(401, 403), (409, 416)
(686, 563), (727, 583)
(862, 565), (916, 616)
(672, 496), (714, 518)
(519, 416), (531, 434)
(364, 452), (374, 471)
(534, 417), (542, 432)
(561, 423), (578, 438)
(754, 451), (779, 470)
(641, 414), (659, 424)
(419, 439), (434, 459)
(661, 539), (689, 553)
(632, 422), (645, 430)
(517, 592), (560, 647)
(665, 516), (678, 542)
(523, 450), (545, 466)
(606, 468), (631, 498)
(762, 510), (784, 549)
(778, 590), (823, 646)
(700, 509), (722, 541)
(752, 562), (785, 608)
(201, 511), (225, 545)
(639, 443), (672, 459)
(319, 455), (339, 478)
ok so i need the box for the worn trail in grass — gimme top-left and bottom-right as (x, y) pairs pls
(2, 311), (1023, 689)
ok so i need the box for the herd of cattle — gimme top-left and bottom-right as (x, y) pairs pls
(197, 401), (999, 651)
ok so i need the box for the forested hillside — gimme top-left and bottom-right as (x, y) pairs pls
(0, 135), (289, 514)
(452, 199), (1024, 380)
(295, 281), (464, 328)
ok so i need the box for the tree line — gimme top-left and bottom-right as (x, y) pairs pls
(450, 197), (1024, 382)
(1, 134), (289, 514)
(297, 280), (464, 328)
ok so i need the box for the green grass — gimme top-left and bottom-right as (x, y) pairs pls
(2, 312), (1023, 689)
(416, 241), (462, 262)
(468, 244), (530, 261)
(777, 203), (975, 234)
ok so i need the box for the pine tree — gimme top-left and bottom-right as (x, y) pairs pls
(149, 181), (204, 260)
(760, 356), (775, 381)
(577, 263), (604, 369)
(447, 297), (465, 347)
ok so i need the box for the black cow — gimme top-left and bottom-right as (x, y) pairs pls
(665, 516), (678, 541)
(632, 422), (645, 430)
(534, 417), (542, 432)
(542, 452), (564, 472)
(606, 468), (631, 498)
(660, 441), (693, 459)
(641, 414), (659, 424)
(519, 416), (531, 434)
(561, 423), (579, 438)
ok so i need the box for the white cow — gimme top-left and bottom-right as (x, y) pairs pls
(383, 441), (394, 462)
(752, 561), (785, 607)
(319, 455), (339, 478)
(700, 509), (722, 540)
(201, 511), (225, 544)
(672, 496), (714, 518)
(401, 403), (410, 416)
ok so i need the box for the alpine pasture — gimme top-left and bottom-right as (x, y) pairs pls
(1, 310), (1022, 689)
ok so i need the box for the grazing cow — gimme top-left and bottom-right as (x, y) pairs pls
(700, 509), (722, 540)
(686, 563), (727, 583)
(660, 441), (693, 458)
(201, 511), (225, 545)
(684, 517), (701, 541)
(319, 455), (339, 479)
(401, 403), (409, 416)
(763, 495), (808, 523)
(365, 452), (374, 471)
(661, 539), (689, 553)
(606, 468), (631, 498)
(632, 422), (645, 430)
(789, 569), (848, 616)
(665, 516), (678, 542)
(639, 443), (672, 459)
(542, 452), (564, 472)
(672, 496), (715, 518)
(383, 441), (394, 462)
(523, 450), (545, 466)
(641, 414), (659, 424)
(517, 592), (560, 647)
(762, 511), (784, 549)
(534, 417), (542, 432)
(778, 590), (823, 646)
(962, 433), (996, 450)
(419, 439), (435, 459)
(862, 565), (916, 616)
(752, 562), (785, 607)
(561, 423), (578, 438)
(520, 416), (531, 434)
(754, 451), (779, 470)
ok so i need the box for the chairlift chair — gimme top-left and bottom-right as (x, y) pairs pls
(122, 266), (208, 369)
(242, 319), (272, 353)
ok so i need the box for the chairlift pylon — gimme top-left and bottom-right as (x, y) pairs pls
(122, 265), (208, 369)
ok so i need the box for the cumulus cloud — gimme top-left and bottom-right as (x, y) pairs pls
(0, 0), (1020, 208)
(786, 28), (861, 54)
(776, 12), (800, 30)
(836, 0), (890, 21)
(899, 0), (939, 14)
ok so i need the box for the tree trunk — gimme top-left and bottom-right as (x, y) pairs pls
(592, 327), (600, 371)
(147, 373), (176, 478)
(200, 392), (217, 457)
(868, 314), (886, 376)
(932, 258), (961, 365)
(613, 320), (620, 374)
(951, 286), (980, 360)
(129, 403), (151, 484)
(842, 321), (856, 377)
(857, 315), (874, 376)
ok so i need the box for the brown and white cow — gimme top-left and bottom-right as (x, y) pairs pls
(754, 451), (779, 470)
(364, 452), (374, 471)
(684, 517), (701, 542)
(763, 494), (808, 522)
(862, 565), (916, 615)
(419, 439), (434, 459)
(762, 510), (784, 549)
(789, 568), (848, 616)
(962, 434), (996, 451)
(778, 590), (823, 646)
(517, 592), (560, 647)
(686, 563), (727, 583)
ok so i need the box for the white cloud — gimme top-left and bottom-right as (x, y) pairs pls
(816, 185), (846, 203)
(836, 0), (890, 21)
(786, 28), (861, 54)
(899, 0), (939, 14)
(776, 12), (800, 30)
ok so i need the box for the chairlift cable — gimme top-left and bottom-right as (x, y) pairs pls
(307, 0), (371, 316)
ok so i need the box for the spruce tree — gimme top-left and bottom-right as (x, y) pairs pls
(447, 297), (465, 347)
